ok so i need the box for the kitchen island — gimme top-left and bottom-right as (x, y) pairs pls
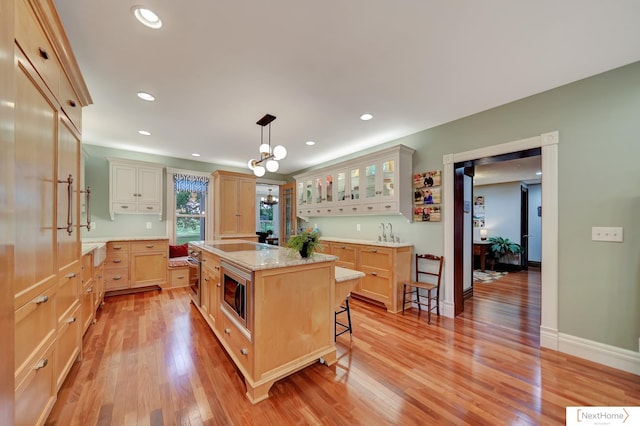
(189, 240), (338, 404)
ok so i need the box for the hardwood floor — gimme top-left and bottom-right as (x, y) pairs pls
(46, 278), (639, 425)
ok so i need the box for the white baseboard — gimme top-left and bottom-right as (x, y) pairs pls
(441, 300), (455, 319)
(558, 332), (640, 376)
(540, 326), (559, 351)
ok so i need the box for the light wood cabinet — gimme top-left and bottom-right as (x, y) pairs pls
(212, 170), (257, 240)
(201, 251), (221, 331)
(295, 144), (415, 220)
(105, 239), (168, 293)
(323, 240), (412, 312)
(11, 0), (91, 422)
(108, 158), (164, 220)
(131, 240), (168, 288)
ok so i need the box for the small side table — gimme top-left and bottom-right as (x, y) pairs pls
(473, 241), (493, 271)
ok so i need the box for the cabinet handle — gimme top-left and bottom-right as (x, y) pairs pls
(240, 348), (248, 356)
(352, 207), (357, 211)
(385, 205), (391, 209)
(113, 259), (122, 263)
(67, 316), (76, 324)
(57, 174), (74, 235)
(38, 47), (49, 60)
(68, 100), (77, 108)
(146, 206), (153, 210)
(339, 208), (343, 212)
(327, 209), (331, 212)
(35, 295), (49, 304)
(121, 205), (129, 209)
(65, 272), (77, 278)
(146, 244), (154, 248)
(177, 275), (185, 279)
(34, 358), (48, 371)
(367, 206), (373, 210)
(204, 277), (210, 282)
(86, 287), (93, 293)
(370, 272), (378, 276)
(376, 191), (382, 195)
(113, 246), (122, 250)
(113, 276), (122, 280)
(224, 328), (231, 335)
(214, 266), (220, 270)
(216, 283), (221, 288)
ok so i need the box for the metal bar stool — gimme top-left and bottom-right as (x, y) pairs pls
(335, 296), (352, 341)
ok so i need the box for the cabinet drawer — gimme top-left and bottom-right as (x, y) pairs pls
(81, 281), (95, 334)
(359, 246), (393, 270)
(105, 267), (129, 291)
(170, 267), (190, 288)
(15, 286), (56, 383)
(107, 241), (130, 253)
(105, 252), (129, 268)
(56, 267), (80, 326)
(131, 240), (167, 253)
(358, 267), (392, 304)
(55, 304), (81, 391)
(15, 339), (56, 426)
(15, 0), (60, 98)
(331, 244), (358, 268)
(59, 74), (81, 132)
(222, 315), (253, 376)
(111, 202), (137, 213)
(138, 203), (161, 213)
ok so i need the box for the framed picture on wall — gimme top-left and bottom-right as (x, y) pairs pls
(414, 205), (441, 222)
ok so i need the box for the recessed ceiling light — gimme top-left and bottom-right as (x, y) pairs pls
(131, 6), (162, 29)
(137, 91), (155, 101)
(306, 141), (315, 146)
(191, 153), (201, 157)
(138, 130), (151, 136)
(360, 113), (373, 121)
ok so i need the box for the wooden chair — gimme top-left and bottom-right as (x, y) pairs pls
(402, 254), (444, 324)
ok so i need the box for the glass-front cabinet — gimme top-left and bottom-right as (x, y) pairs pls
(294, 144), (414, 220)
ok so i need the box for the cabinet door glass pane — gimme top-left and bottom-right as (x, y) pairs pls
(382, 160), (394, 197)
(298, 181), (305, 204)
(350, 168), (359, 200)
(305, 179), (313, 204)
(326, 175), (333, 202)
(337, 172), (346, 201)
(315, 177), (323, 203)
(365, 163), (376, 199)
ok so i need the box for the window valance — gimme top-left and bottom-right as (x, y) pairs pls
(173, 173), (209, 193)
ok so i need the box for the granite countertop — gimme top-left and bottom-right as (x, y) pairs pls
(190, 240), (338, 272)
(335, 266), (365, 282)
(320, 236), (413, 248)
(82, 236), (169, 243)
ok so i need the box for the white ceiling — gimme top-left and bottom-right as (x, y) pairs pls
(474, 156), (541, 186)
(54, 1), (640, 175)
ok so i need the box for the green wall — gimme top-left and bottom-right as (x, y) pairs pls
(83, 61), (640, 353)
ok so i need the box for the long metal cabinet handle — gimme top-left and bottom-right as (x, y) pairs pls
(80, 186), (92, 231)
(57, 174), (74, 235)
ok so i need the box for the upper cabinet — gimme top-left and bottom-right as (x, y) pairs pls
(108, 158), (164, 220)
(212, 170), (257, 240)
(294, 145), (415, 221)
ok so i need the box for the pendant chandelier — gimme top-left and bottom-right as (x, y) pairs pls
(261, 188), (279, 206)
(247, 114), (287, 177)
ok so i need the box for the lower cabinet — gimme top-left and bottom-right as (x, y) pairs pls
(104, 239), (168, 293)
(15, 339), (57, 426)
(323, 240), (412, 312)
(201, 251), (221, 331)
(55, 304), (81, 392)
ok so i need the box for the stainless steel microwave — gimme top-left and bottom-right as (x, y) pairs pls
(221, 261), (252, 330)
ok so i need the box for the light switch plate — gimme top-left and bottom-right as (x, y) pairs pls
(146, 221), (152, 229)
(591, 226), (623, 242)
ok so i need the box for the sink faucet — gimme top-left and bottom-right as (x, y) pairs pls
(387, 223), (394, 242)
(380, 222), (387, 242)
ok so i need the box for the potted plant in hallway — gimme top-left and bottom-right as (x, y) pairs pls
(287, 228), (322, 258)
(487, 236), (523, 270)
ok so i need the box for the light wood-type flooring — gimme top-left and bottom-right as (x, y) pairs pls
(46, 269), (639, 425)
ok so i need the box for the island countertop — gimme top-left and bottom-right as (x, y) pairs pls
(189, 240), (337, 272)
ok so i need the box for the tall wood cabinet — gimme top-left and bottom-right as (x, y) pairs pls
(212, 170), (257, 240)
(12, 0), (92, 424)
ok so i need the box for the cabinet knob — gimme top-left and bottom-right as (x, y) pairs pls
(370, 272), (378, 276)
(204, 277), (210, 282)
(67, 316), (77, 324)
(68, 100), (77, 108)
(35, 295), (49, 305)
(86, 287), (93, 293)
(113, 276), (122, 280)
(38, 47), (49, 60)
(65, 272), (77, 278)
(240, 348), (248, 356)
(216, 283), (221, 287)
(224, 328), (231, 335)
(34, 358), (48, 371)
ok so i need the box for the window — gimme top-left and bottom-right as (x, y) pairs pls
(168, 170), (211, 244)
(259, 202), (274, 233)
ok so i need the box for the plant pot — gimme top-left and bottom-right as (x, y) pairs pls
(300, 242), (310, 258)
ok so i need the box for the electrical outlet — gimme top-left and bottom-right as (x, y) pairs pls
(591, 226), (623, 242)
(357, 223), (361, 231)
(146, 222), (152, 229)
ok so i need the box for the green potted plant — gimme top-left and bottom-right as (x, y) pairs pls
(487, 236), (523, 269)
(287, 228), (323, 258)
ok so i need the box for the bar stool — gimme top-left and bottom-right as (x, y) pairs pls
(335, 296), (352, 341)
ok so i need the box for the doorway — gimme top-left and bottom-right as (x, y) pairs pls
(442, 132), (560, 351)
